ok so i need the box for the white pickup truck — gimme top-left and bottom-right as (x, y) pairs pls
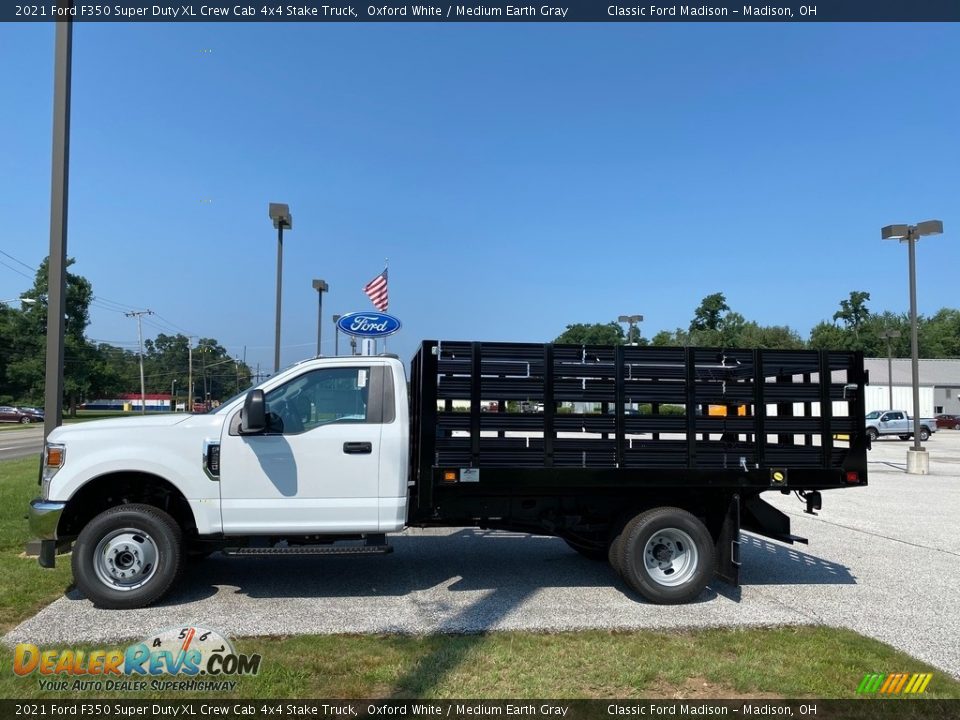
(29, 341), (869, 609)
(864, 410), (937, 442)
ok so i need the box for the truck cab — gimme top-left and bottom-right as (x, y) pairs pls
(30, 355), (409, 609)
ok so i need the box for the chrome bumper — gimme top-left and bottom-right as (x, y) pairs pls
(29, 498), (65, 541)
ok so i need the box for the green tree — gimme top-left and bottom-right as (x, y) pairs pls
(833, 291), (871, 341)
(554, 322), (627, 346)
(1, 257), (99, 413)
(690, 292), (730, 332)
(919, 308), (960, 358)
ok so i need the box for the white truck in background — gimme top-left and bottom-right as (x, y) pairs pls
(864, 410), (937, 442)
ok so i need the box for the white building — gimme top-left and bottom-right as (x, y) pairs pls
(863, 358), (960, 416)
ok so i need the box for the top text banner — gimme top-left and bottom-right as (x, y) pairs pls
(7, 0), (960, 22)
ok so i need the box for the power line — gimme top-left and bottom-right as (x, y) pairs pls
(0, 249), (37, 272)
(0, 258), (33, 279)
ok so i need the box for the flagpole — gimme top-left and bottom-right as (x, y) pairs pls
(383, 258), (388, 354)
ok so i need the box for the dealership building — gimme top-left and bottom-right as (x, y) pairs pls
(863, 358), (960, 416)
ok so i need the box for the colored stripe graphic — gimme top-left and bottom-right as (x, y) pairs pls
(858, 672), (932, 694)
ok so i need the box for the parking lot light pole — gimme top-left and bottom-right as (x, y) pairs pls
(268, 203), (292, 373)
(879, 329), (901, 410)
(881, 220), (944, 474)
(618, 314), (643, 346)
(333, 314), (341, 356)
(312, 279), (328, 356)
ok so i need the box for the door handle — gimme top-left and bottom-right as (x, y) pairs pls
(343, 442), (372, 454)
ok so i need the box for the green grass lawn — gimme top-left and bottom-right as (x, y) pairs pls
(0, 458), (73, 631)
(1, 457), (958, 700)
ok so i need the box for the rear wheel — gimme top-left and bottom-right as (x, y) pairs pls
(20, 416), (30, 424)
(72, 504), (182, 609)
(866, 428), (879, 441)
(618, 507), (714, 604)
(919, 427), (930, 441)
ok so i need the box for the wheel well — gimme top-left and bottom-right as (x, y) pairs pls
(59, 472), (197, 540)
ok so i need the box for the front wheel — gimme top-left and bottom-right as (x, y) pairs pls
(919, 428), (930, 441)
(617, 507), (714, 604)
(866, 428), (879, 442)
(72, 504), (183, 609)
(20, 416), (31, 424)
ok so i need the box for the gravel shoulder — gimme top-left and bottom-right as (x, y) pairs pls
(6, 431), (959, 678)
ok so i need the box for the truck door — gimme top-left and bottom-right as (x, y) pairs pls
(218, 365), (384, 534)
(885, 411), (906, 432)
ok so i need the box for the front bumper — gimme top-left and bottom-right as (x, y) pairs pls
(29, 499), (66, 569)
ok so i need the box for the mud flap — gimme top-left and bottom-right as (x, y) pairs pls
(715, 493), (742, 586)
(743, 494), (808, 545)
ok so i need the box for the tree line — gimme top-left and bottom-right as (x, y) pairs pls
(554, 291), (960, 357)
(0, 258), (253, 413)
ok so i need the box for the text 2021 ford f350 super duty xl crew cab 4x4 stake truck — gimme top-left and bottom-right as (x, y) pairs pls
(30, 341), (868, 608)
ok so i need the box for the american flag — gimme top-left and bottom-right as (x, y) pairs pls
(363, 268), (388, 311)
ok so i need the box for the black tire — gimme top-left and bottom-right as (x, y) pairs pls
(919, 428), (930, 441)
(20, 416), (31, 424)
(562, 537), (608, 562)
(607, 517), (630, 578)
(866, 428), (879, 442)
(899, 434), (911, 441)
(618, 507), (714, 605)
(72, 503), (183, 609)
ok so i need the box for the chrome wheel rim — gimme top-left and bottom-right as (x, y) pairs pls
(643, 528), (699, 587)
(93, 527), (159, 591)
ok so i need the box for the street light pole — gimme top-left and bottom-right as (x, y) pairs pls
(879, 329), (901, 411)
(312, 279), (328, 356)
(333, 314), (341, 356)
(268, 203), (293, 373)
(618, 314), (644, 346)
(881, 220), (944, 474)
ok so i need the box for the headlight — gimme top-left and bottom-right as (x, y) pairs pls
(41, 443), (65, 500)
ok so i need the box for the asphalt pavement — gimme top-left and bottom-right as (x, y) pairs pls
(5, 431), (959, 679)
(0, 426), (43, 461)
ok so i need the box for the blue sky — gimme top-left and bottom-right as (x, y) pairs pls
(1, 23), (958, 373)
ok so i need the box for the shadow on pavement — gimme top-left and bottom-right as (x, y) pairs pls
(63, 528), (852, 608)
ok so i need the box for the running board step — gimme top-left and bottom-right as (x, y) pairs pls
(223, 544), (393, 557)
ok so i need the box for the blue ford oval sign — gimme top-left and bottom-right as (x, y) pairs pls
(337, 311), (401, 338)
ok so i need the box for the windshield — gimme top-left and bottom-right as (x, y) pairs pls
(208, 386), (254, 414)
(865, 411), (880, 419)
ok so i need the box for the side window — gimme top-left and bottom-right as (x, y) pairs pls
(264, 367), (371, 435)
(890, 412), (904, 421)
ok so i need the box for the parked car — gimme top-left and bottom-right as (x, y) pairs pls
(0, 406), (43, 424)
(935, 414), (960, 430)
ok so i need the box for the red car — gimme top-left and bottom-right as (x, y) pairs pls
(935, 414), (960, 430)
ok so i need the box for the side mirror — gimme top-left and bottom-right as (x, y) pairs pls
(241, 390), (266, 434)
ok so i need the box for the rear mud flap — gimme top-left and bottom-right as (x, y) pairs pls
(743, 494), (808, 545)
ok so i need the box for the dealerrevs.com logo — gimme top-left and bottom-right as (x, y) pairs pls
(13, 626), (261, 692)
(857, 672), (933, 695)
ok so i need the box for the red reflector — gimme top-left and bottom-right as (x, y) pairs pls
(845, 471), (859, 484)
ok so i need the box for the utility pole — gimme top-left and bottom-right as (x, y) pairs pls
(43, 6), (72, 440)
(187, 336), (194, 414)
(125, 310), (154, 414)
